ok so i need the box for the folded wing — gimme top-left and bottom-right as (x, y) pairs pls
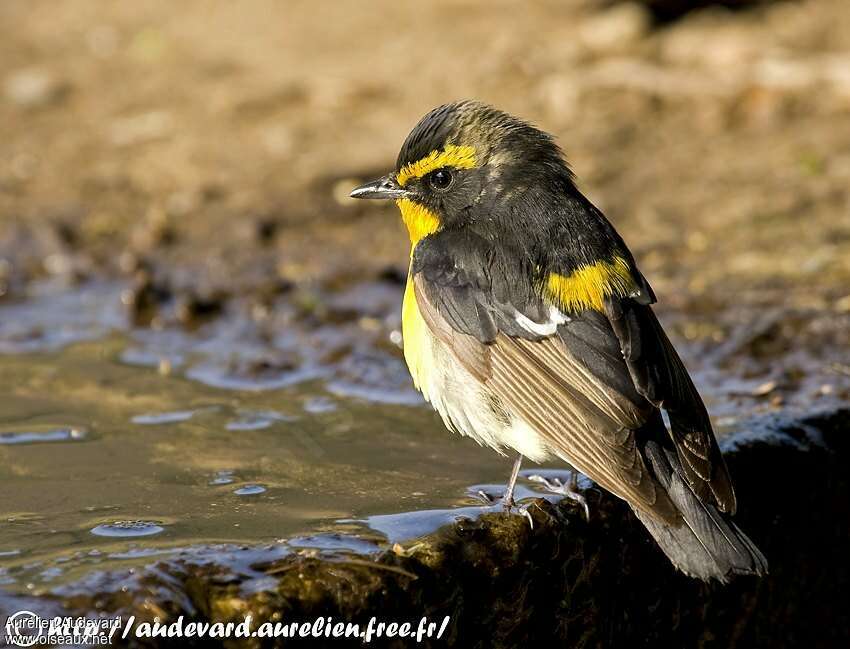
(412, 231), (683, 522)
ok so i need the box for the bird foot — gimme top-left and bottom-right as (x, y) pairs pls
(528, 473), (590, 521)
(474, 490), (533, 529)
(475, 489), (515, 511)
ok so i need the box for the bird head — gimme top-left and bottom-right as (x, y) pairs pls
(350, 101), (576, 245)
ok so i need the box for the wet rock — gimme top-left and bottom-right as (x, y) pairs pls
(122, 268), (171, 327)
(174, 290), (226, 328)
(119, 262), (234, 329)
(21, 407), (850, 648)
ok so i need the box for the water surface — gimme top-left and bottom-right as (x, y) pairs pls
(2, 279), (845, 594)
(0, 282), (550, 591)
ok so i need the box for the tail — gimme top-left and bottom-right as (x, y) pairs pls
(634, 439), (768, 583)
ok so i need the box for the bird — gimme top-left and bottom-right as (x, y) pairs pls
(350, 100), (767, 582)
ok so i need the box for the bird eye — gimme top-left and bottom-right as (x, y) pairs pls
(428, 168), (453, 190)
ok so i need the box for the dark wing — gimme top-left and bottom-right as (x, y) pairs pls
(412, 231), (678, 523)
(605, 297), (736, 513)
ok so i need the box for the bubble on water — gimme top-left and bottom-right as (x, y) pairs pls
(209, 470), (236, 485)
(131, 410), (194, 425)
(0, 427), (87, 445)
(233, 484), (266, 496)
(225, 410), (293, 431)
(90, 521), (165, 538)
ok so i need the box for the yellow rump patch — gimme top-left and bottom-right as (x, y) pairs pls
(546, 256), (638, 312)
(396, 198), (441, 245)
(396, 144), (476, 187)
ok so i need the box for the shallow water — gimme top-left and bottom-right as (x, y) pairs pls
(0, 281), (568, 592)
(1, 279), (846, 596)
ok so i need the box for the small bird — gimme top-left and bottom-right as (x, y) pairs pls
(350, 101), (767, 582)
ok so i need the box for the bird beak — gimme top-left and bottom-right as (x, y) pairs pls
(349, 174), (409, 200)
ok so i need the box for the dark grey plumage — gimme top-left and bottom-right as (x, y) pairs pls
(358, 100), (768, 582)
(636, 421), (768, 582)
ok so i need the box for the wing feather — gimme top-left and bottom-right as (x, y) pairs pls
(490, 333), (677, 521)
(605, 298), (737, 513)
(410, 231), (730, 522)
(414, 273), (677, 522)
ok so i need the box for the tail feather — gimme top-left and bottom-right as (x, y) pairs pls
(635, 439), (768, 583)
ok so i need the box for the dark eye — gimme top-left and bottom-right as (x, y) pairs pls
(428, 168), (453, 190)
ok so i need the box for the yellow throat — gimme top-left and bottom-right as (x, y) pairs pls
(397, 199), (440, 392)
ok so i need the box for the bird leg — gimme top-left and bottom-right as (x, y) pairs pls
(474, 455), (533, 526)
(528, 471), (590, 521)
(502, 453), (523, 512)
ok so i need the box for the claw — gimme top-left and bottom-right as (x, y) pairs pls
(518, 503), (534, 530)
(475, 489), (496, 505)
(473, 486), (530, 528)
(473, 488), (516, 512)
(528, 473), (590, 521)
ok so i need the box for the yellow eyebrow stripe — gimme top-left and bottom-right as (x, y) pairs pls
(546, 256), (638, 312)
(396, 144), (477, 187)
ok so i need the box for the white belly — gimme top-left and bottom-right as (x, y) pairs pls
(403, 281), (551, 463)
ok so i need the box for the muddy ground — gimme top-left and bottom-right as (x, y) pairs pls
(1, 1), (849, 299)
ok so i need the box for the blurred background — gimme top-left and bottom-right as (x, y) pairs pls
(1, 0), (850, 599)
(2, 0), (850, 301)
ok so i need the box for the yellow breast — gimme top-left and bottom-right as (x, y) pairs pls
(396, 197), (442, 395)
(402, 273), (433, 393)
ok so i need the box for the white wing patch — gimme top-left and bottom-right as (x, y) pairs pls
(513, 305), (569, 336)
